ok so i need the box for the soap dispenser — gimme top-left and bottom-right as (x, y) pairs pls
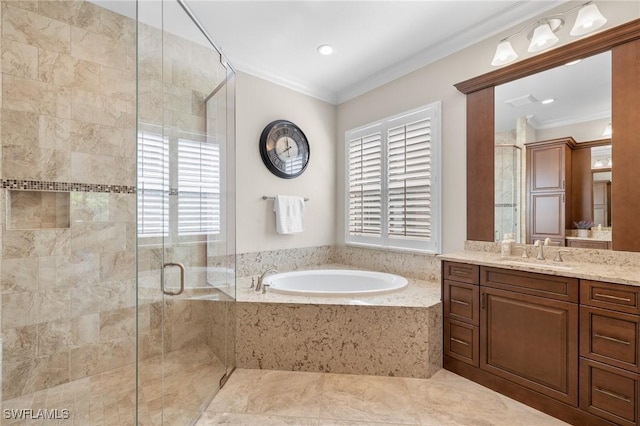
(501, 233), (514, 257)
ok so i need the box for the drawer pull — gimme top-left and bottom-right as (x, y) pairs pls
(594, 293), (632, 303)
(451, 299), (470, 306)
(450, 337), (469, 346)
(596, 387), (632, 403)
(594, 333), (631, 345)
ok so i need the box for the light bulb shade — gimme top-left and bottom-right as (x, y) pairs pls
(491, 40), (518, 66)
(570, 3), (607, 36)
(528, 23), (559, 52)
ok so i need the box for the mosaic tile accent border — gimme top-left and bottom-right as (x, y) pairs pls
(2, 179), (136, 194)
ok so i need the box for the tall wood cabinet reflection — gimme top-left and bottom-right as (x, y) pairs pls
(593, 180), (611, 227)
(526, 137), (576, 245)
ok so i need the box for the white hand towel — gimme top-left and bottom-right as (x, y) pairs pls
(274, 195), (305, 234)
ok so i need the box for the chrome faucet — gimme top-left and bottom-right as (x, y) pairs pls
(534, 240), (545, 260)
(256, 268), (278, 292)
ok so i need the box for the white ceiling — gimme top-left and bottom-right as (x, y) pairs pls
(495, 51), (611, 133)
(93, 0), (570, 105)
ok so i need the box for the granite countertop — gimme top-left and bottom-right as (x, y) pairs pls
(236, 264), (441, 308)
(439, 251), (640, 287)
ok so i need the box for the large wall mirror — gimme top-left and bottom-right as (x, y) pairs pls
(494, 51), (612, 248)
(456, 18), (640, 252)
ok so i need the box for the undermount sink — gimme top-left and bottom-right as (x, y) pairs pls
(498, 259), (573, 271)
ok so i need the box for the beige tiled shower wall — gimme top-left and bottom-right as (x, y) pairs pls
(1, 0), (136, 400)
(0, 1), (229, 400)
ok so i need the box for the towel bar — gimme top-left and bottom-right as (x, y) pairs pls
(262, 196), (309, 201)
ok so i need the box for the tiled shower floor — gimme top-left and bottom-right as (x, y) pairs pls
(1, 344), (225, 426)
(197, 368), (569, 426)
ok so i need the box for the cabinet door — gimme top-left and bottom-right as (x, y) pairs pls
(529, 145), (567, 192)
(529, 192), (566, 244)
(480, 287), (578, 406)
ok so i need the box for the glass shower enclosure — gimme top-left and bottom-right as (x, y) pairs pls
(136, 0), (236, 424)
(0, 0), (235, 424)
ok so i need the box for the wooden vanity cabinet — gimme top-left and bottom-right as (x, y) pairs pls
(580, 280), (640, 425)
(443, 262), (480, 366)
(442, 261), (635, 425)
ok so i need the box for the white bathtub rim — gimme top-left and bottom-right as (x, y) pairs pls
(264, 269), (408, 297)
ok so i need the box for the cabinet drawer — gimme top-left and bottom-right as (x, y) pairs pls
(444, 318), (479, 367)
(443, 262), (479, 285)
(444, 280), (479, 325)
(580, 306), (640, 372)
(480, 266), (578, 302)
(581, 280), (640, 315)
(566, 239), (611, 249)
(580, 358), (638, 426)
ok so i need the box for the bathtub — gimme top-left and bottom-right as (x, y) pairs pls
(263, 269), (408, 296)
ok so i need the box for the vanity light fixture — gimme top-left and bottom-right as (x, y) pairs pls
(541, 98), (555, 105)
(317, 44), (334, 56)
(528, 19), (561, 53)
(593, 159), (604, 168)
(570, 2), (608, 36)
(490, 1), (607, 66)
(607, 158), (612, 167)
(602, 122), (612, 137)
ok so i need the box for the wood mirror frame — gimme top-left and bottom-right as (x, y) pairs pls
(455, 18), (640, 252)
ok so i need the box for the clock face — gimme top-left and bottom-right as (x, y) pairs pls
(259, 120), (310, 179)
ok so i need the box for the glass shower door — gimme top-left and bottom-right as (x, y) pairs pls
(136, 1), (236, 424)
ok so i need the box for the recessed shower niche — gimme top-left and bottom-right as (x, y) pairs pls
(7, 190), (71, 230)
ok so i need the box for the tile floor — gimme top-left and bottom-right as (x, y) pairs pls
(1, 344), (225, 426)
(197, 368), (569, 426)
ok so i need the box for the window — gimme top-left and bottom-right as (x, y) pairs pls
(345, 102), (441, 253)
(138, 129), (169, 238)
(177, 139), (221, 236)
(137, 126), (221, 241)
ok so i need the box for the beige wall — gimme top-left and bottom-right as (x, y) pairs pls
(335, 0), (639, 253)
(236, 72), (336, 253)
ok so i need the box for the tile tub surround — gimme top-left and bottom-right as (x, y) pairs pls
(236, 271), (442, 379)
(456, 241), (640, 286)
(238, 244), (441, 282)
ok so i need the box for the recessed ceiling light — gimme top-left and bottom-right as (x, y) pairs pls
(565, 59), (582, 66)
(317, 44), (333, 56)
(541, 98), (555, 105)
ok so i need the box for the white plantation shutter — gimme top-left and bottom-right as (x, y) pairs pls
(138, 130), (169, 237)
(387, 117), (432, 240)
(345, 102), (441, 253)
(177, 139), (221, 236)
(348, 129), (382, 237)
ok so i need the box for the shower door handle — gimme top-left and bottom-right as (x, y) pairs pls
(162, 262), (185, 296)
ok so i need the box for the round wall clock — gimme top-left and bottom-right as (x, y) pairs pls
(259, 120), (310, 179)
